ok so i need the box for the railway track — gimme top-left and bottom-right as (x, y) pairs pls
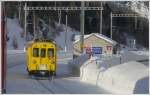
(36, 79), (55, 94)
(7, 63), (24, 69)
(48, 79), (74, 94)
(35, 76), (73, 94)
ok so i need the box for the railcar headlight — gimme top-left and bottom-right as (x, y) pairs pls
(32, 60), (36, 64)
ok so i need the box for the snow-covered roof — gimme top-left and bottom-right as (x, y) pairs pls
(73, 33), (117, 45)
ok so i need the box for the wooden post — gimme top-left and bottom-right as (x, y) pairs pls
(1, 2), (7, 93)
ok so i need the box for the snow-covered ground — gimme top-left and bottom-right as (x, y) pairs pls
(6, 52), (109, 94)
(7, 17), (110, 93)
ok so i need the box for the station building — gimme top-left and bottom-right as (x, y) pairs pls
(73, 33), (117, 57)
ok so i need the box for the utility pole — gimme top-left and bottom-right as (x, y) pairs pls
(80, 1), (84, 53)
(33, 11), (36, 40)
(110, 12), (112, 39)
(18, 2), (21, 22)
(65, 10), (68, 52)
(24, 3), (27, 41)
(100, 2), (103, 34)
(134, 16), (137, 30)
(58, 10), (61, 25)
(58, 2), (61, 25)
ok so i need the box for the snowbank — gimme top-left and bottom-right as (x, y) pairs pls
(81, 60), (149, 94)
(97, 61), (149, 94)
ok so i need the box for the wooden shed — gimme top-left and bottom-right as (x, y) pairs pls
(73, 33), (117, 57)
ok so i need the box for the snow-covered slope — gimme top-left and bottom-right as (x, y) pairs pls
(54, 24), (79, 51)
(7, 18), (26, 50)
(6, 17), (79, 51)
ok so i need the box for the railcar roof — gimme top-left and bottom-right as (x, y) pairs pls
(26, 40), (56, 48)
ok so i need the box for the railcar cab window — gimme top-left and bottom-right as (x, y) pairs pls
(41, 48), (46, 57)
(33, 48), (39, 57)
(48, 48), (54, 57)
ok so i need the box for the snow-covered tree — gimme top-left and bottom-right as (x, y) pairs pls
(12, 34), (18, 49)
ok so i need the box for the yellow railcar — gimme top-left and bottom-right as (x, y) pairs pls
(26, 40), (56, 76)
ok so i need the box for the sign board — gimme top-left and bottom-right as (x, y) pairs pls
(86, 47), (92, 54)
(85, 47), (102, 57)
(92, 47), (102, 54)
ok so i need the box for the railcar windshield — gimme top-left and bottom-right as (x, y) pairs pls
(41, 48), (46, 57)
(33, 48), (39, 57)
(48, 48), (54, 57)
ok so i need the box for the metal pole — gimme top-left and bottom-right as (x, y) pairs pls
(100, 2), (103, 34)
(58, 10), (61, 25)
(110, 12), (112, 39)
(134, 16), (137, 30)
(18, 2), (21, 22)
(120, 55), (122, 64)
(33, 11), (35, 40)
(65, 10), (67, 52)
(80, 1), (84, 53)
(24, 3), (27, 41)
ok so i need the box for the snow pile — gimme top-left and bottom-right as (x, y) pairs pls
(97, 61), (149, 94)
(80, 60), (149, 94)
(7, 18), (26, 50)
